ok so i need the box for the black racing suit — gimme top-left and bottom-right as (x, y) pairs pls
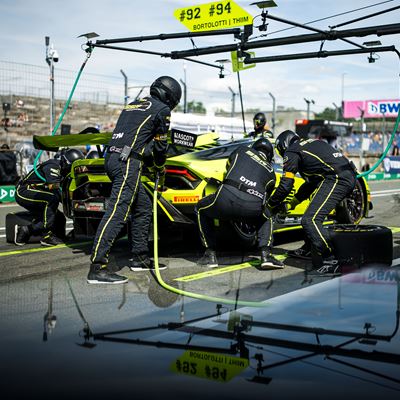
(245, 129), (273, 139)
(15, 159), (61, 235)
(196, 146), (276, 251)
(267, 139), (357, 258)
(91, 96), (170, 265)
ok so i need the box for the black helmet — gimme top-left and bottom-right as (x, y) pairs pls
(275, 130), (300, 157)
(150, 76), (182, 110)
(86, 150), (100, 159)
(58, 148), (85, 174)
(253, 112), (266, 132)
(251, 137), (274, 162)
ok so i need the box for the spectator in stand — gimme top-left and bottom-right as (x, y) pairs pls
(392, 140), (400, 156)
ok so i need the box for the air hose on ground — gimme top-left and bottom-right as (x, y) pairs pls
(152, 174), (268, 308)
(33, 47), (93, 181)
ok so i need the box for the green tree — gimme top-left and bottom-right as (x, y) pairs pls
(187, 101), (206, 114)
(314, 107), (337, 120)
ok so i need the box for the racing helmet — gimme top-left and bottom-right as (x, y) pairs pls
(253, 112), (266, 132)
(251, 137), (274, 162)
(150, 76), (182, 110)
(275, 130), (300, 157)
(86, 150), (100, 159)
(58, 148), (85, 174)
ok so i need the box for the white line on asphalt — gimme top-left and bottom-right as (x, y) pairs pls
(371, 188), (400, 195)
(372, 193), (400, 198)
(371, 189), (400, 194)
(0, 227), (73, 238)
(0, 221), (72, 231)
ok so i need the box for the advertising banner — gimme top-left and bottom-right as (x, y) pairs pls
(0, 186), (15, 203)
(383, 156), (400, 174)
(343, 99), (400, 119)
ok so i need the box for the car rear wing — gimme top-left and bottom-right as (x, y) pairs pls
(33, 129), (219, 152)
(33, 132), (113, 152)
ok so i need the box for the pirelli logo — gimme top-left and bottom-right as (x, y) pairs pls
(173, 195), (199, 203)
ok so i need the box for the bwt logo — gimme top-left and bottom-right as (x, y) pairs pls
(367, 101), (400, 115)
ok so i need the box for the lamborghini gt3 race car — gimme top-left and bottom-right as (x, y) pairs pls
(33, 129), (372, 244)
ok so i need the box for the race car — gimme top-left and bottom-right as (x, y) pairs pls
(33, 129), (372, 244)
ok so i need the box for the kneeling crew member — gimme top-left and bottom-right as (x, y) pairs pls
(14, 148), (84, 246)
(266, 130), (357, 272)
(88, 76), (182, 285)
(196, 137), (284, 270)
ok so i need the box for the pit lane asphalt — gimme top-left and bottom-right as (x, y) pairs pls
(0, 179), (399, 294)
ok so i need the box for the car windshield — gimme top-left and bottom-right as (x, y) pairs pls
(190, 139), (254, 160)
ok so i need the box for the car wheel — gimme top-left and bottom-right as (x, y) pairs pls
(327, 224), (392, 267)
(335, 179), (366, 224)
(231, 220), (257, 248)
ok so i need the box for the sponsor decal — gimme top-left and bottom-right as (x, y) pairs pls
(239, 175), (256, 187)
(173, 195), (200, 203)
(0, 186), (15, 202)
(125, 100), (152, 111)
(246, 188), (263, 199)
(112, 132), (124, 140)
(171, 129), (197, 148)
(383, 156), (400, 174)
(344, 99), (400, 119)
(171, 350), (249, 382)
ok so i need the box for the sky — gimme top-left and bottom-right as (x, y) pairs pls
(0, 0), (399, 115)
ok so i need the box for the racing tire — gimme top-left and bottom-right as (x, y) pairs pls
(231, 221), (257, 249)
(335, 179), (366, 224)
(327, 224), (392, 267)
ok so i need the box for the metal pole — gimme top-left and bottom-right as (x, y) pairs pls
(333, 102), (339, 120)
(120, 69), (128, 106)
(50, 60), (55, 132)
(45, 36), (55, 134)
(269, 92), (276, 133)
(179, 79), (187, 113)
(304, 98), (310, 119)
(236, 72), (246, 134)
(304, 98), (315, 120)
(228, 86), (236, 118)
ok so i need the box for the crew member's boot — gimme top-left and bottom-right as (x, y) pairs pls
(128, 254), (167, 272)
(87, 263), (128, 284)
(40, 231), (64, 247)
(197, 249), (218, 268)
(14, 224), (32, 246)
(310, 250), (340, 276)
(259, 249), (285, 270)
(287, 243), (312, 259)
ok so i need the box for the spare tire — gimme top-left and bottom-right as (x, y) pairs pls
(327, 224), (392, 267)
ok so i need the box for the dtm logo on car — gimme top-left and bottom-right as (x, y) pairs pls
(367, 101), (400, 116)
(240, 176), (256, 187)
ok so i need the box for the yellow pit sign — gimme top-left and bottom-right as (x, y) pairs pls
(174, 0), (253, 32)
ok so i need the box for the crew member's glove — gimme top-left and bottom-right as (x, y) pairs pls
(266, 202), (288, 216)
(155, 166), (166, 192)
(275, 202), (290, 216)
(205, 177), (222, 186)
(288, 196), (300, 211)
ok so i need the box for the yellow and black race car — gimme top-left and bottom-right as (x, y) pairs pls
(33, 129), (372, 244)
